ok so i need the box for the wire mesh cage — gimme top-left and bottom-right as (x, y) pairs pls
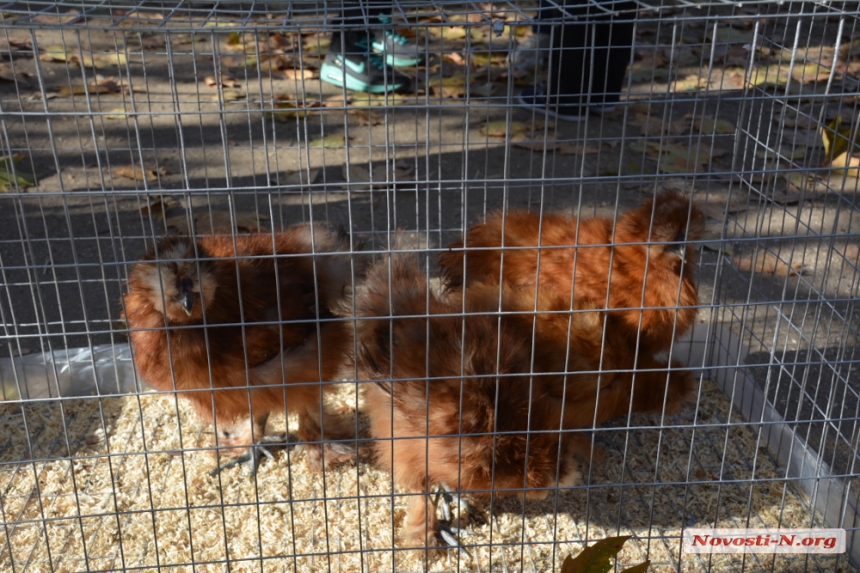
(1, 1), (859, 572)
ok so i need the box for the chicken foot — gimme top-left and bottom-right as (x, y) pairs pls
(210, 412), (283, 476)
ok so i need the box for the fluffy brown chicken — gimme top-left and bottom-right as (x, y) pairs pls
(468, 281), (691, 426)
(352, 252), (591, 552)
(123, 223), (357, 474)
(438, 191), (705, 418)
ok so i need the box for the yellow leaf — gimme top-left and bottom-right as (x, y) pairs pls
(0, 154), (35, 191)
(831, 151), (860, 177)
(91, 52), (128, 68)
(428, 26), (468, 40)
(204, 75), (240, 88)
(671, 74), (707, 92)
(349, 92), (404, 108)
(215, 88), (245, 102)
(105, 108), (129, 120)
(560, 536), (631, 573)
(264, 101), (308, 122)
(428, 75), (466, 98)
(481, 120), (528, 138)
(820, 116), (860, 160)
(309, 134), (346, 148)
(691, 115), (735, 134)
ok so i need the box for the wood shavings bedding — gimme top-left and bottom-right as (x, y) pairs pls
(0, 381), (854, 573)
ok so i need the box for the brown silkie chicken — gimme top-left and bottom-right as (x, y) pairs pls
(352, 253), (591, 552)
(438, 191), (704, 418)
(467, 281), (691, 425)
(123, 223), (357, 474)
(439, 191), (705, 355)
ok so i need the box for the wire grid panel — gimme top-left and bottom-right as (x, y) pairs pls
(0, 1), (859, 572)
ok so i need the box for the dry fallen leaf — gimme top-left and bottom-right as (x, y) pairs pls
(265, 100), (308, 122)
(629, 113), (666, 135)
(31, 10), (79, 25)
(114, 163), (167, 182)
(342, 160), (415, 190)
(214, 88), (245, 102)
(690, 115), (736, 135)
(321, 94), (351, 108)
(280, 68), (317, 80)
(349, 92), (404, 107)
(630, 140), (717, 174)
(838, 244), (859, 267)
(349, 109), (383, 126)
(510, 137), (559, 151)
(204, 75), (240, 88)
(140, 194), (180, 218)
(428, 75), (466, 98)
(733, 252), (804, 277)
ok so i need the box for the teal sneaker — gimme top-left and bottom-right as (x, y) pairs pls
(371, 16), (425, 67)
(321, 35), (409, 93)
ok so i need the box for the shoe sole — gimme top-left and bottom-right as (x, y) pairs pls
(320, 63), (402, 93)
(516, 92), (587, 122)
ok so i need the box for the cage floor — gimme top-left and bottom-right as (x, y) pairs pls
(0, 380), (853, 573)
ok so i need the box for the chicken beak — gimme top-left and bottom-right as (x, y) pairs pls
(670, 243), (688, 264)
(178, 290), (195, 316)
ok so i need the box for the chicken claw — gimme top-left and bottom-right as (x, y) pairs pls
(210, 434), (286, 477)
(210, 445), (273, 477)
(439, 483), (487, 526)
(437, 524), (472, 558)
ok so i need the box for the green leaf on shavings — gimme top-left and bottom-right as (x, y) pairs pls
(0, 154), (35, 191)
(559, 536), (632, 573)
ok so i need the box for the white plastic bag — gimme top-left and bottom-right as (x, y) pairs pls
(0, 343), (141, 402)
